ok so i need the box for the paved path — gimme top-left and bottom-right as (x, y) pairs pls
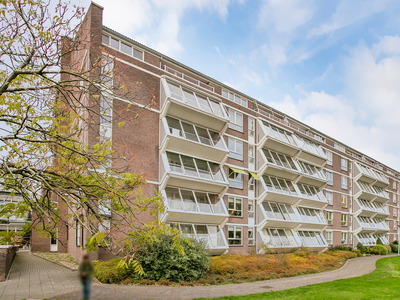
(46, 255), (390, 300)
(0, 251), (79, 300)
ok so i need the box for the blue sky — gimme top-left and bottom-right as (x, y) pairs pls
(77, 0), (400, 170)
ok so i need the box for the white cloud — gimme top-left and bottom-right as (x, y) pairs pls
(251, 43), (288, 68)
(242, 71), (268, 86)
(258, 0), (314, 32)
(94, 0), (232, 56)
(267, 35), (400, 169)
(308, 0), (393, 38)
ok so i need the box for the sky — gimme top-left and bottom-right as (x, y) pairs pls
(75, 0), (400, 171)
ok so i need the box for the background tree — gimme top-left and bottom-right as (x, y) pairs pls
(0, 0), (181, 271)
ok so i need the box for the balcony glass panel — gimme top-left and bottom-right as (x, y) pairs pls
(298, 231), (326, 246)
(167, 82), (184, 101)
(181, 122), (198, 142)
(195, 224), (210, 245)
(209, 100), (224, 117)
(195, 126), (212, 146)
(181, 155), (198, 177)
(166, 187), (184, 210)
(180, 190), (198, 212)
(195, 159), (212, 180)
(262, 202), (298, 221)
(209, 194), (223, 214)
(209, 130), (224, 149)
(295, 135), (325, 157)
(264, 228), (298, 247)
(262, 122), (298, 147)
(182, 89), (199, 107)
(167, 152), (183, 173)
(208, 225), (225, 247)
(209, 162), (224, 181)
(196, 95), (212, 113)
(195, 192), (212, 213)
(298, 161), (325, 179)
(166, 116), (184, 137)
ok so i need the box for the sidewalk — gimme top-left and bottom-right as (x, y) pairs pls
(0, 251), (79, 300)
(46, 255), (387, 300)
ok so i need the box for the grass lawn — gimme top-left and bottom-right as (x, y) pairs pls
(34, 252), (79, 270)
(195, 256), (400, 300)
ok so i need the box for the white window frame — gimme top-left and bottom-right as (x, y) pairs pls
(334, 143), (345, 152)
(394, 194), (397, 204)
(228, 109), (243, 132)
(228, 226), (243, 246)
(229, 170), (243, 189)
(314, 134), (324, 142)
(325, 191), (333, 205)
(248, 145), (254, 164)
(326, 211), (333, 225)
(393, 181), (397, 190)
(248, 117), (255, 137)
(228, 137), (243, 160)
(222, 90), (247, 107)
(341, 176), (347, 189)
(325, 231), (333, 245)
(341, 158), (347, 171)
(394, 208), (397, 217)
(326, 171), (333, 185)
(248, 199), (254, 218)
(228, 197), (243, 217)
(102, 34), (144, 61)
(341, 194), (347, 208)
(248, 227), (255, 246)
(341, 213), (347, 226)
(341, 232), (348, 244)
(325, 150), (333, 165)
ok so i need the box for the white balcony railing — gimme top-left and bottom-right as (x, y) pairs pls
(354, 162), (389, 187)
(260, 228), (299, 248)
(294, 135), (327, 164)
(354, 181), (389, 202)
(297, 207), (327, 225)
(297, 230), (328, 247)
(297, 161), (326, 181)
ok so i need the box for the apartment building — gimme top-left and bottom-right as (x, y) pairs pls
(32, 2), (399, 258)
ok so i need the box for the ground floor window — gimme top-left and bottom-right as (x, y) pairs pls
(228, 226), (242, 245)
(248, 227), (255, 246)
(325, 231), (333, 245)
(341, 232), (348, 244)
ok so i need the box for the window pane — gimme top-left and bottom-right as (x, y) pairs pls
(121, 42), (132, 55)
(133, 48), (143, 60)
(110, 37), (119, 49)
(166, 116), (183, 137)
(102, 35), (109, 45)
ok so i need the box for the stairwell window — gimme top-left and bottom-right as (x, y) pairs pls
(326, 211), (333, 225)
(394, 221), (397, 231)
(228, 109), (243, 132)
(248, 118), (255, 137)
(341, 158), (347, 171)
(341, 214), (347, 226)
(228, 138), (243, 160)
(248, 200), (254, 218)
(248, 227), (255, 246)
(248, 145), (254, 164)
(228, 197), (242, 217)
(341, 176), (347, 190)
(326, 171), (333, 185)
(228, 226), (242, 245)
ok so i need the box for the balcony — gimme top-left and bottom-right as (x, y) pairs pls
(354, 198), (389, 218)
(160, 116), (228, 162)
(258, 228), (300, 250)
(166, 222), (228, 255)
(374, 234), (389, 244)
(296, 183), (328, 208)
(354, 216), (379, 234)
(356, 233), (389, 246)
(160, 77), (228, 132)
(256, 120), (300, 157)
(294, 135), (327, 166)
(296, 230), (328, 249)
(353, 162), (389, 188)
(354, 181), (389, 203)
(257, 202), (302, 229)
(373, 218), (390, 233)
(256, 148), (300, 181)
(160, 151), (228, 194)
(161, 187), (228, 225)
(297, 206), (328, 230)
(296, 160), (327, 188)
(256, 175), (301, 205)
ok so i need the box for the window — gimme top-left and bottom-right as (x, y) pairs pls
(341, 232), (348, 244)
(228, 197), (242, 217)
(394, 220), (397, 231)
(102, 34), (143, 60)
(248, 175), (255, 191)
(394, 208), (397, 218)
(341, 158), (347, 171)
(228, 226), (242, 245)
(248, 227), (255, 246)
(393, 181), (397, 190)
(326, 212), (333, 225)
(248, 145), (254, 164)
(248, 200), (254, 218)
(222, 90), (247, 107)
(325, 231), (333, 245)
(326, 171), (333, 185)
(76, 221), (81, 247)
(341, 194), (347, 207)
(341, 214), (347, 226)
(228, 138), (243, 160)
(334, 143), (345, 152)
(263, 149), (298, 171)
(341, 176), (347, 189)
(248, 118), (255, 137)
(325, 150), (332, 165)
(394, 194), (397, 204)
(349, 233), (352, 244)
(325, 191), (333, 205)
(314, 134), (324, 142)
(228, 109), (243, 132)
(229, 170), (243, 189)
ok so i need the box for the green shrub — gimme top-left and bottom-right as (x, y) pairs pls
(352, 249), (362, 257)
(129, 234), (209, 282)
(384, 244), (391, 254)
(371, 245), (388, 255)
(94, 258), (129, 283)
(328, 245), (353, 252)
(390, 244), (398, 253)
(376, 238), (383, 245)
(357, 242), (366, 254)
(393, 240), (399, 245)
